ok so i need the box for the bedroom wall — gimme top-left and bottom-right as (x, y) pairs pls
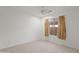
(0, 8), (42, 49)
(0, 6), (79, 50)
(43, 7), (79, 50)
(64, 7), (79, 50)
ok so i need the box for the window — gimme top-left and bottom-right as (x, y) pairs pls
(44, 16), (66, 40)
(48, 17), (58, 36)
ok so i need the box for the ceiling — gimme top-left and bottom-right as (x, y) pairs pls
(0, 6), (78, 17)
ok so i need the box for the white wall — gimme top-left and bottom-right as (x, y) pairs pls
(43, 7), (79, 50)
(0, 8), (42, 49)
(64, 7), (79, 50)
(0, 7), (79, 50)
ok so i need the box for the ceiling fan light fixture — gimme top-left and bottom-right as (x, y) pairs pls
(40, 8), (53, 15)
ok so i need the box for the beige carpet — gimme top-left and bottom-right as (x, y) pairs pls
(0, 40), (79, 53)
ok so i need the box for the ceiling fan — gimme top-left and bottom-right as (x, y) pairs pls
(40, 6), (53, 16)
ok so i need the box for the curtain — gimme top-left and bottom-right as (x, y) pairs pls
(58, 16), (66, 40)
(45, 19), (49, 36)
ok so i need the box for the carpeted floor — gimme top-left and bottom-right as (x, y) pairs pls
(0, 40), (79, 53)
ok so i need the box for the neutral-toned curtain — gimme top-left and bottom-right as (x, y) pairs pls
(45, 19), (49, 36)
(58, 16), (66, 40)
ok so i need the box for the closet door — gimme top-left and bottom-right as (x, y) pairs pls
(58, 16), (66, 40)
